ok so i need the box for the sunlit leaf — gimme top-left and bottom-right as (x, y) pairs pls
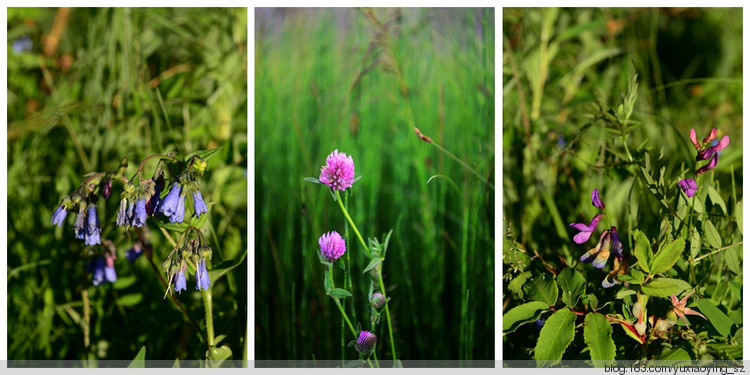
(503, 301), (549, 333)
(583, 313), (615, 363)
(533, 308), (576, 365)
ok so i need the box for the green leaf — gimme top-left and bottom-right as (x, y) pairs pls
(657, 347), (691, 362)
(362, 257), (382, 274)
(695, 299), (734, 337)
(650, 238), (685, 275)
(503, 301), (549, 333)
(207, 345), (233, 367)
(702, 219), (722, 249)
(303, 177), (322, 184)
(156, 220), (189, 233)
(509, 271), (532, 299)
(616, 289), (636, 300)
(690, 231), (701, 258)
(329, 288), (352, 299)
(632, 230), (652, 273)
(533, 308), (576, 365)
(207, 248), (247, 284)
(524, 274), (558, 306)
(189, 202), (215, 228)
(641, 278), (691, 298)
(323, 270), (331, 292)
(736, 201), (743, 235)
(184, 146), (223, 163)
(557, 268), (586, 307)
(128, 346), (146, 368)
(113, 275), (138, 290)
(725, 246), (740, 274)
(117, 293), (143, 307)
(583, 313), (615, 363)
(707, 185), (728, 214)
(618, 269), (645, 285)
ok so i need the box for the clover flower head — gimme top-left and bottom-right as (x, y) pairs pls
(355, 330), (377, 354)
(569, 213), (602, 244)
(51, 205), (68, 227)
(370, 292), (386, 309)
(319, 149), (355, 191)
(591, 189), (605, 209)
(85, 206), (101, 246)
(193, 191), (209, 218)
(195, 258), (210, 291)
(580, 229), (611, 269)
(678, 178), (698, 198)
(318, 231), (346, 263)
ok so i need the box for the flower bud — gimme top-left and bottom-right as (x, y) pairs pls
(370, 292), (385, 309)
(102, 178), (112, 199)
(355, 331), (377, 354)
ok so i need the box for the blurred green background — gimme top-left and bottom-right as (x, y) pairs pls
(7, 8), (248, 361)
(255, 8), (494, 361)
(503, 8), (742, 357)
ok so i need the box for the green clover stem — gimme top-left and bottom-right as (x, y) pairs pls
(335, 190), (371, 259)
(202, 289), (215, 348)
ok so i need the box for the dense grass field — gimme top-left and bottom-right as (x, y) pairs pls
(7, 8), (248, 364)
(503, 8), (742, 362)
(255, 8), (495, 363)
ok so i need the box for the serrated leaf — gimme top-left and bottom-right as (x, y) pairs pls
(583, 313), (615, 363)
(707, 185), (727, 214)
(736, 201), (743, 235)
(509, 271), (532, 299)
(640, 278), (691, 298)
(557, 268), (586, 307)
(534, 308), (576, 365)
(503, 301), (549, 333)
(329, 288), (352, 299)
(156, 220), (189, 233)
(128, 346), (146, 368)
(695, 299), (734, 337)
(207, 248), (247, 284)
(703, 219), (722, 249)
(362, 257), (382, 274)
(632, 230), (652, 273)
(184, 146), (223, 163)
(650, 238), (685, 275)
(524, 274), (558, 306)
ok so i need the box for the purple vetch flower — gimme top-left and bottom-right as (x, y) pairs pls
(591, 189), (605, 209)
(51, 205), (68, 227)
(689, 128), (700, 150)
(195, 258), (211, 291)
(678, 178), (698, 198)
(696, 135), (730, 161)
(580, 229), (612, 269)
(569, 213), (602, 244)
(695, 153), (719, 175)
(90, 255), (117, 286)
(85, 206), (101, 246)
(610, 226), (623, 260)
(126, 242), (143, 263)
(319, 149), (355, 191)
(355, 330), (377, 354)
(174, 266), (187, 293)
(370, 292), (385, 308)
(193, 191), (208, 217)
(318, 231), (347, 263)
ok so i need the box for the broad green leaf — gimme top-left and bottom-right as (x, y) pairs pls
(583, 313), (615, 363)
(557, 268), (586, 307)
(113, 275), (137, 290)
(618, 269), (645, 285)
(690, 231), (701, 258)
(695, 299), (734, 337)
(184, 146), (223, 163)
(508, 271), (532, 299)
(117, 293), (143, 307)
(524, 274), (558, 306)
(503, 301), (549, 333)
(632, 230), (652, 273)
(189, 202), (215, 228)
(533, 308), (576, 365)
(640, 278), (691, 298)
(657, 347), (691, 362)
(725, 246), (740, 274)
(650, 238), (685, 275)
(708, 343), (742, 359)
(156, 220), (189, 233)
(707, 185), (727, 214)
(128, 346), (146, 368)
(616, 289), (636, 300)
(362, 257), (382, 274)
(329, 288), (352, 299)
(736, 201), (743, 235)
(702, 219), (722, 249)
(585, 294), (599, 311)
(207, 248), (247, 284)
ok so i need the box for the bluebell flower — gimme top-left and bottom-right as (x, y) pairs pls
(90, 256), (117, 286)
(195, 258), (210, 291)
(132, 198), (147, 227)
(85, 206), (101, 246)
(126, 243), (143, 263)
(173, 194), (186, 223)
(51, 205), (68, 227)
(158, 183), (184, 222)
(174, 266), (187, 293)
(74, 208), (86, 240)
(146, 183), (162, 216)
(193, 191), (208, 217)
(116, 199), (130, 226)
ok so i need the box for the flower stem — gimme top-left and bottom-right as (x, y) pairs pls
(328, 266), (357, 337)
(335, 190), (371, 259)
(202, 289), (215, 348)
(428, 139), (494, 190)
(135, 153), (179, 179)
(376, 274), (397, 363)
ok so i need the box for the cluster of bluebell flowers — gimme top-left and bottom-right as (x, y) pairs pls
(569, 189), (629, 288)
(50, 152), (214, 293)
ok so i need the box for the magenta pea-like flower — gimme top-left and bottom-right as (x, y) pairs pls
(319, 149), (355, 191)
(678, 178), (698, 197)
(579, 229), (612, 269)
(696, 135), (730, 161)
(591, 189), (605, 209)
(695, 153), (719, 175)
(569, 213), (602, 244)
(318, 231), (346, 263)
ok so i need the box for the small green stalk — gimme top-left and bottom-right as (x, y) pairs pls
(201, 289), (215, 348)
(336, 191), (371, 258)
